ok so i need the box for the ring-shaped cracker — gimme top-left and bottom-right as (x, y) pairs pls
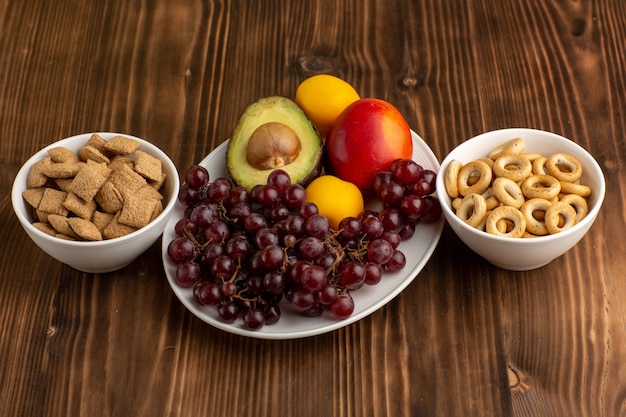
(476, 209), (492, 231)
(545, 153), (583, 183)
(488, 138), (525, 160)
(477, 157), (494, 169)
(545, 201), (577, 234)
(559, 181), (591, 197)
(457, 160), (492, 196)
(532, 156), (548, 175)
(520, 152), (542, 162)
(456, 193), (487, 228)
(560, 193), (589, 222)
(495, 218), (514, 234)
(521, 175), (561, 200)
(481, 187), (501, 210)
(485, 206), (526, 238)
(520, 198), (552, 236)
(444, 159), (462, 198)
(493, 154), (532, 182)
(493, 177), (525, 208)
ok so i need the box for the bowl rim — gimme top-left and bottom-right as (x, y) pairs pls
(436, 128), (606, 245)
(11, 132), (181, 248)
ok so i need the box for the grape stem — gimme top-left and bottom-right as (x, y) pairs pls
(233, 289), (265, 307)
(225, 259), (242, 283)
(323, 234), (345, 276)
(216, 201), (234, 223)
(182, 228), (210, 262)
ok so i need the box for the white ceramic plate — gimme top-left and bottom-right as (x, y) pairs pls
(162, 130), (443, 339)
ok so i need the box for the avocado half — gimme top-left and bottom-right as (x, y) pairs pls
(226, 96), (323, 190)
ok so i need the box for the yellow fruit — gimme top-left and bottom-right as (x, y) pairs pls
(295, 74), (360, 137)
(305, 175), (364, 230)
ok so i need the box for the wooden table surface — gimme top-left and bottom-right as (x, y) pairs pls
(1, 1), (624, 416)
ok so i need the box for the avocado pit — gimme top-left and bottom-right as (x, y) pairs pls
(246, 122), (301, 170)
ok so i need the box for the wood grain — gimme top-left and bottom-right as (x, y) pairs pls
(1, 0), (626, 416)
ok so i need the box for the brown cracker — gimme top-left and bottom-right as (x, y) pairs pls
(67, 218), (102, 241)
(149, 172), (167, 190)
(54, 233), (76, 241)
(22, 187), (45, 209)
(118, 196), (158, 228)
(42, 162), (82, 179)
(95, 181), (124, 213)
(33, 222), (57, 236)
(102, 212), (137, 239)
(54, 178), (74, 193)
(151, 200), (164, 221)
(48, 214), (78, 238)
(85, 133), (110, 155)
(48, 147), (79, 164)
(24, 134), (166, 241)
(108, 164), (147, 200)
(92, 211), (115, 232)
(135, 183), (164, 201)
(85, 159), (112, 176)
(78, 145), (110, 164)
(38, 188), (69, 216)
(69, 164), (110, 202)
(63, 192), (97, 220)
(104, 135), (140, 155)
(35, 209), (49, 223)
(108, 154), (134, 171)
(27, 157), (52, 188)
(134, 150), (162, 182)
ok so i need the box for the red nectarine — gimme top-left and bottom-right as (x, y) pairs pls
(325, 98), (413, 191)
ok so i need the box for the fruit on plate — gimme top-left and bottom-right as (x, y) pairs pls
(325, 98), (413, 191)
(168, 166), (421, 330)
(295, 74), (361, 138)
(304, 175), (364, 230)
(169, 160), (441, 330)
(226, 96), (323, 190)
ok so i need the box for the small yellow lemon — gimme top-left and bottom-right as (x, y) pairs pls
(305, 175), (364, 230)
(295, 74), (360, 137)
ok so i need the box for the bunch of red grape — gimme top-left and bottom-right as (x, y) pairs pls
(167, 160), (440, 331)
(372, 159), (442, 233)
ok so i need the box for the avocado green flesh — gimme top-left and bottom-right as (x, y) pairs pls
(226, 96), (323, 190)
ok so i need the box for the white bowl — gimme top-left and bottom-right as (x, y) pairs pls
(11, 132), (180, 273)
(435, 128), (605, 271)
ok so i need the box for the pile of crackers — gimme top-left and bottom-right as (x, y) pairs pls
(22, 134), (167, 241)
